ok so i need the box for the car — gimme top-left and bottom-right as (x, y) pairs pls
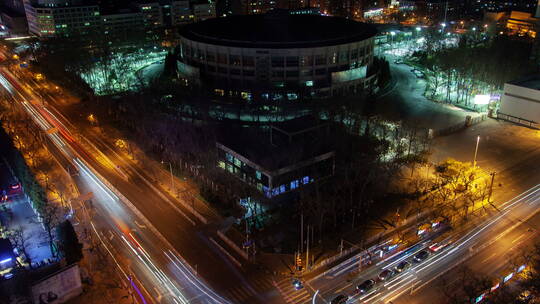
(330, 294), (348, 304)
(378, 269), (394, 281)
(428, 241), (449, 252)
(394, 261), (411, 273)
(292, 278), (303, 290)
(356, 279), (375, 294)
(413, 250), (430, 263)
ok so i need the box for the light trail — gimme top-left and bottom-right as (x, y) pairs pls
(164, 250), (233, 304)
(0, 68), (210, 304)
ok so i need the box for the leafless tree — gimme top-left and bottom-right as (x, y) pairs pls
(9, 227), (33, 268)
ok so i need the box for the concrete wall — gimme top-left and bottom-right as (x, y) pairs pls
(499, 83), (540, 123)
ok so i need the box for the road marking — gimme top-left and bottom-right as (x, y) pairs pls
(481, 252), (498, 263)
(334, 282), (352, 294)
(512, 233), (526, 244)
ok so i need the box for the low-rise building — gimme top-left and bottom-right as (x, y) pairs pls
(498, 75), (540, 127)
(216, 116), (335, 199)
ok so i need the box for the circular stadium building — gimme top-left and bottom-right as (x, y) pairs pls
(177, 10), (378, 102)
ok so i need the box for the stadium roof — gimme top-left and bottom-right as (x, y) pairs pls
(180, 10), (378, 48)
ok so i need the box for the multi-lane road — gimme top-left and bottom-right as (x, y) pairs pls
(0, 66), (274, 304)
(2, 51), (540, 304)
(289, 183), (539, 304)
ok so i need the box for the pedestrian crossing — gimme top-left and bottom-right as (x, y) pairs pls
(222, 275), (274, 304)
(273, 277), (312, 304)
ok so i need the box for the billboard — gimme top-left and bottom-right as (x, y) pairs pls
(31, 264), (82, 304)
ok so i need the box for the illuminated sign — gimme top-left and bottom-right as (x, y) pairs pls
(503, 272), (514, 283)
(518, 265), (526, 273)
(475, 294), (485, 303)
(490, 283), (499, 292)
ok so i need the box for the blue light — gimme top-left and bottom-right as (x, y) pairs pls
(0, 258), (12, 264)
(503, 272), (514, 283)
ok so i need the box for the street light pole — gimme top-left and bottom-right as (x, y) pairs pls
(488, 172), (496, 203)
(161, 160), (174, 194)
(473, 136), (480, 169)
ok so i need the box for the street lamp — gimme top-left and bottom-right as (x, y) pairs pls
(473, 136), (480, 169)
(161, 160), (174, 194)
(390, 31), (396, 54)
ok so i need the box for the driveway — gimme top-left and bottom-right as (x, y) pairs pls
(374, 55), (479, 131)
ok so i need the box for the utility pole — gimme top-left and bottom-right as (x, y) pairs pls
(306, 225), (310, 270)
(488, 172), (496, 203)
(300, 212), (304, 254)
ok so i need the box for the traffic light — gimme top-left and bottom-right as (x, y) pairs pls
(296, 254), (303, 271)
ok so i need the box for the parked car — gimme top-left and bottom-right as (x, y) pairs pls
(378, 269), (395, 281)
(395, 261), (411, 273)
(413, 250), (430, 263)
(330, 294), (348, 304)
(357, 279), (375, 294)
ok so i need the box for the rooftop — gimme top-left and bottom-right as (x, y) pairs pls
(218, 125), (334, 172)
(180, 10), (377, 48)
(271, 115), (329, 136)
(509, 74), (540, 90)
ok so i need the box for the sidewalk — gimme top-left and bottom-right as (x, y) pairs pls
(6, 195), (52, 267)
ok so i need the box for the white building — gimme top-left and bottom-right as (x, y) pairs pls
(24, 0), (100, 37)
(498, 76), (540, 126)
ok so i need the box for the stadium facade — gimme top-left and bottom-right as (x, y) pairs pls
(177, 10), (378, 101)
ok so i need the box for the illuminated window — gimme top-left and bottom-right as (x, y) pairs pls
(218, 161), (226, 169)
(305, 80), (313, 87)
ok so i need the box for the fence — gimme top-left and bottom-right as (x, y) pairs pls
(496, 112), (539, 129)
